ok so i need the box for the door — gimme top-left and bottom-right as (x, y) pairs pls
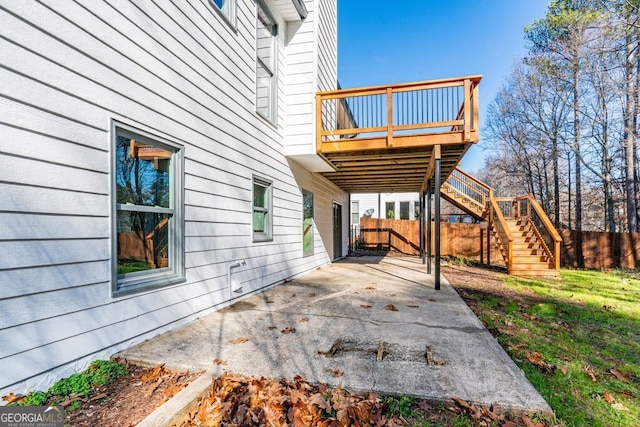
(333, 202), (342, 259)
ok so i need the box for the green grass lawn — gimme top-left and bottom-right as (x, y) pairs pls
(469, 268), (640, 426)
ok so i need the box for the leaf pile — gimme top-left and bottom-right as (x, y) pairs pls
(177, 374), (407, 426)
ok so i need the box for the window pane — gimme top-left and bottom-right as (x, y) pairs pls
(385, 202), (394, 219)
(212, 0), (235, 24)
(303, 191), (313, 255)
(253, 183), (267, 208)
(400, 202), (410, 220)
(116, 135), (171, 208)
(117, 211), (171, 274)
(256, 60), (272, 119)
(253, 210), (267, 233)
(351, 201), (359, 224)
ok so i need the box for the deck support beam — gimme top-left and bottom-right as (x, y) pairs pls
(434, 145), (441, 290)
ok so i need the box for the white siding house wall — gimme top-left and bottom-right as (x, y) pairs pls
(0, 0), (345, 396)
(351, 193), (422, 220)
(283, 0), (336, 173)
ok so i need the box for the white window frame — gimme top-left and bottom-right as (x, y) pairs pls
(253, 176), (273, 241)
(351, 201), (359, 224)
(210, 0), (237, 28)
(256, 0), (278, 124)
(111, 121), (185, 296)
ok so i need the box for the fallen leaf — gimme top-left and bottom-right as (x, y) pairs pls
(1, 392), (23, 404)
(558, 365), (568, 375)
(417, 400), (432, 411)
(522, 415), (544, 427)
(308, 292), (316, 297)
(604, 391), (615, 403)
(281, 327), (296, 334)
(611, 402), (630, 411)
(326, 368), (344, 377)
(365, 286), (375, 290)
(162, 385), (183, 397)
(503, 421), (518, 427)
(385, 304), (398, 311)
(299, 317), (309, 323)
(360, 304), (372, 309)
(390, 293), (396, 296)
(212, 359), (228, 366)
(268, 326), (278, 330)
(230, 336), (249, 344)
(266, 300), (275, 304)
(291, 293), (296, 297)
(407, 304), (419, 308)
(525, 352), (553, 373)
(584, 366), (597, 382)
(610, 368), (631, 383)
(522, 313), (537, 321)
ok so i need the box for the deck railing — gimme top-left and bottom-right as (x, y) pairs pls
(444, 168), (491, 210)
(489, 191), (513, 270)
(317, 76), (481, 151)
(515, 194), (562, 270)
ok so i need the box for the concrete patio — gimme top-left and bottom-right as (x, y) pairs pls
(118, 256), (550, 421)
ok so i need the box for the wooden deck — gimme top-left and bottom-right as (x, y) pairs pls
(316, 75), (481, 193)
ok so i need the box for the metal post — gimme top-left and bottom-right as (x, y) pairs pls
(480, 228), (484, 264)
(426, 181), (432, 274)
(419, 191), (425, 263)
(434, 155), (441, 291)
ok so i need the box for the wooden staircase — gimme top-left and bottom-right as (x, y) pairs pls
(442, 168), (561, 276)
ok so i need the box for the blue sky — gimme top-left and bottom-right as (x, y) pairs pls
(337, 0), (550, 173)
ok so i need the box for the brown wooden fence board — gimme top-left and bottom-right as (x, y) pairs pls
(359, 218), (640, 269)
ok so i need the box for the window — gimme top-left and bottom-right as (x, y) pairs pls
(351, 201), (359, 224)
(385, 202), (395, 219)
(302, 190), (314, 256)
(399, 201), (410, 220)
(112, 123), (184, 295)
(414, 201), (420, 219)
(253, 177), (273, 241)
(256, 1), (277, 123)
(210, 0), (236, 27)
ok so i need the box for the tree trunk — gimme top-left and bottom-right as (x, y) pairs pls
(552, 136), (560, 228)
(573, 63), (584, 267)
(625, 24), (639, 232)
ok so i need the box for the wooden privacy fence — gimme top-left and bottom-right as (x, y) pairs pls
(358, 218), (640, 269)
(357, 218), (490, 258)
(557, 229), (640, 269)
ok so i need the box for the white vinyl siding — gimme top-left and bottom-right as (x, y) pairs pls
(283, 0), (338, 159)
(0, 0), (344, 397)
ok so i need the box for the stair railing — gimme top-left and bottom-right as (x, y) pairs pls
(444, 168), (491, 211)
(489, 191), (513, 271)
(515, 194), (561, 271)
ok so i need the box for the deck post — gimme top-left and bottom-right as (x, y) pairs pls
(480, 228), (484, 264)
(434, 145), (441, 290)
(426, 181), (432, 274)
(420, 191), (425, 263)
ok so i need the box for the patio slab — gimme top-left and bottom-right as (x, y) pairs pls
(118, 256), (551, 414)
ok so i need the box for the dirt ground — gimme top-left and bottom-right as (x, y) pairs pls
(60, 261), (549, 426)
(62, 361), (201, 427)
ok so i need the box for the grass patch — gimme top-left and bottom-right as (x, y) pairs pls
(9, 360), (128, 408)
(460, 268), (640, 426)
